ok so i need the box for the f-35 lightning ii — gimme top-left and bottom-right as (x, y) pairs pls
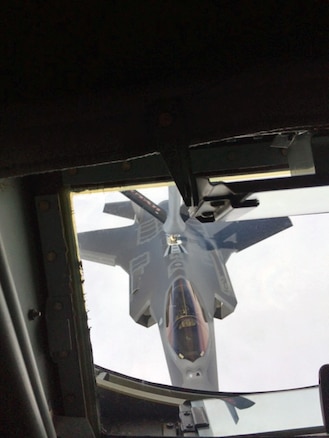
(78, 184), (291, 419)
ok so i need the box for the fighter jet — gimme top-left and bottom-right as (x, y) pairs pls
(78, 185), (291, 411)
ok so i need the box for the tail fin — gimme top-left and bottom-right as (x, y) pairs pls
(224, 395), (255, 423)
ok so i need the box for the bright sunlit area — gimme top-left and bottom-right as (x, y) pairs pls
(72, 182), (329, 393)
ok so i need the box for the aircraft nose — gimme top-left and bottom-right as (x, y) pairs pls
(166, 278), (209, 362)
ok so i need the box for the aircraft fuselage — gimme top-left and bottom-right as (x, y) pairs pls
(128, 213), (236, 390)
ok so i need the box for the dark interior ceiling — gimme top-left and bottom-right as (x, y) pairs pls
(1, 1), (329, 177)
(2, 1), (328, 102)
(1, 3), (329, 437)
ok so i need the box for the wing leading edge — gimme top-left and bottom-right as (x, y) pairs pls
(78, 225), (136, 273)
(210, 216), (292, 259)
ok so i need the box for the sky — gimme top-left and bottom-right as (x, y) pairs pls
(72, 184), (329, 393)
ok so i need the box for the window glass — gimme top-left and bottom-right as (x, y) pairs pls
(73, 183), (329, 393)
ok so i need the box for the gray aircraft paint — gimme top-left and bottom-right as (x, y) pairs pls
(78, 186), (291, 392)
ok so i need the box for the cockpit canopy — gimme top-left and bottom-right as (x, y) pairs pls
(166, 278), (209, 362)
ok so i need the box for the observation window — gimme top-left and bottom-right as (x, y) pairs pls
(72, 182), (329, 394)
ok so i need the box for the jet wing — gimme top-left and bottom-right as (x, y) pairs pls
(207, 217), (292, 262)
(78, 225), (136, 273)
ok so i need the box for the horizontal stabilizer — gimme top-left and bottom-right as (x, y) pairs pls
(103, 201), (135, 219)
